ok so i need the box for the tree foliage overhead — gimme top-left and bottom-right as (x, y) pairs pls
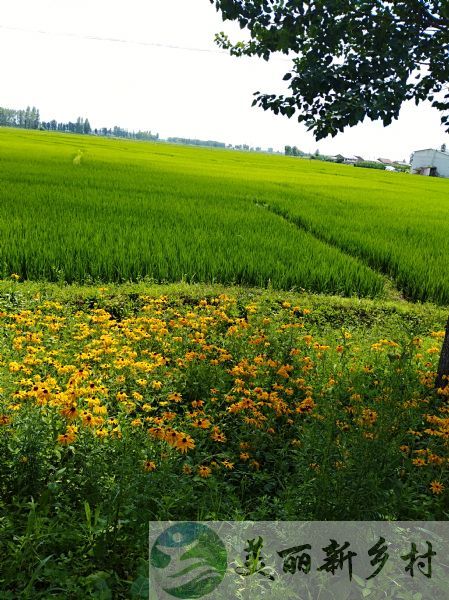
(210, 1), (449, 139)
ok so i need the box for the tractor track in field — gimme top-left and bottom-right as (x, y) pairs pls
(254, 199), (406, 303)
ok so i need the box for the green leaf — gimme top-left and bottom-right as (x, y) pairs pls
(130, 576), (150, 598)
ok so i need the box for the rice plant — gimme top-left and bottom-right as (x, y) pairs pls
(1, 128), (448, 303)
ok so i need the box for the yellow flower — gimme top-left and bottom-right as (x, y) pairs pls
(152, 380), (163, 390)
(211, 430), (226, 443)
(198, 465), (212, 478)
(143, 460), (157, 472)
(192, 418), (211, 429)
(175, 433), (196, 453)
(60, 403), (78, 420)
(57, 425), (78, 445)
(81, 411), (94, 426)
(429, 481), (444, 495)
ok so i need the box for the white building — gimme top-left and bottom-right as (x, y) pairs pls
(411, 148), (449, 177)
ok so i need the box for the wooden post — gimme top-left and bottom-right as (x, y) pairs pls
(436, 316), (449, 390)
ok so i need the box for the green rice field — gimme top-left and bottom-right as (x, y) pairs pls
(1, 128), (448, 303)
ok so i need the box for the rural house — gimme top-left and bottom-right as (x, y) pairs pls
(330, 154), (364, 164)
(411, 147), (449, 177)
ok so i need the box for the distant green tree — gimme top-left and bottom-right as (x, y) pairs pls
(24, 106), (31, 129)
(284, 145), (292, 156)
(31, 107), (40, 129)
(75, 117), (84, 134)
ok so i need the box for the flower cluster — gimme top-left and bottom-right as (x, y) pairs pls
(0, 291), (447, 500)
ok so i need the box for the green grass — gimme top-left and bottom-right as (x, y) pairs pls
(1, 128), (449, 303)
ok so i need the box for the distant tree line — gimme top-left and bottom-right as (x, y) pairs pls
(285, 146), (329, 160)
(167, 137), (226, 148)
(0, 106), (40, 129)
(0, 105), (278, 151)
(0, 106), (159, 141)
(42, 117), (92, 135)
(284, 145), (308, 157)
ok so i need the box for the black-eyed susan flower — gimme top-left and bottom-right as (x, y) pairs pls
(430, 481), (444, 495)
(198, 465), (212, 478)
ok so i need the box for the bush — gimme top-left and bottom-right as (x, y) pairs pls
(354, 161), (385, 170)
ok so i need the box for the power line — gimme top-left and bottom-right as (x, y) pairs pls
(0, 24), (291, 62)
(0, 24), (223, 53)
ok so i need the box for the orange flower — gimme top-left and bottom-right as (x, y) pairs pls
(175, 433), (196, 453)
(198, 465), (212, 478)
(164, 428), (179, 447)
(57, 433), (72, 445)
(57, 425), (78, 445)
(211, 430), (226, 443)
(430, 481), (444, 495)
(60, 403), (78, 420)
(192, 418), (211, 429)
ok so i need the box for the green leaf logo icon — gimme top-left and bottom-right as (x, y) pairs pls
(150, 523), (227, 598)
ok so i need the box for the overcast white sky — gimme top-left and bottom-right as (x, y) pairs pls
(1, 0), (448, 159)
